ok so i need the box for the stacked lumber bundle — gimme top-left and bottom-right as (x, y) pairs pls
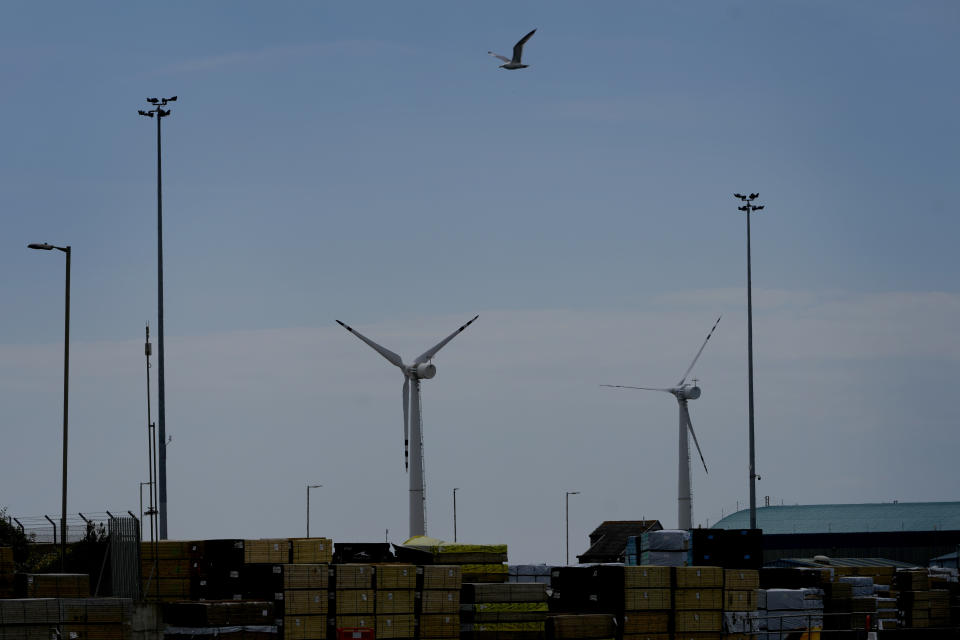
(721, 568), (759, 639)
(403, 538), (508, 583)
(545, 613), (615, 640)
(374, 564), (416, 640)
(0, 598), (133, 640)
(140, 540), (201, 602)
(16, 573), (89, 598)
(280, 564), (328, 640)
(639, 531), (690, 568)
(0, 547), (14, 598)
(837, 576), (876, 630)
(620, 566), (672, 640)
(417, 565), (461, 640)
(291, 539), (333, 565)
(333, 564), (375, 633)
(760, 588), (824, 638)
(508, 565), (551, 585)
(163, 601), (277, 640)
(461, 582), (548, 640)
(895, 569), (931, 629)
(672, 566), (723, 640)
(690, 530), (762, 570)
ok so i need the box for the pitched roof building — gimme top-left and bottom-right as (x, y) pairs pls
(576, 520), (662, 564)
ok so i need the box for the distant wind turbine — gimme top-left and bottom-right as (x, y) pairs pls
(602, 316), (721, 530)
(336, 315), (479, 538)
(488, 29), (537, 70)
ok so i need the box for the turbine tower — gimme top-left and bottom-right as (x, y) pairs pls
(602, 316), (721, 530)
(336, 315), (479, 538)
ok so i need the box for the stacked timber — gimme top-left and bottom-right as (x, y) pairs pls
(620, 566), (672, 640)
(140, 540), (202, 602)
(545, 613), (616, 640)
(895, 569), (931, 629)
(333, 564), (375, 633)
(0, 598), (133, 640)
(281, 564), (328, 640)
(507, 565), (551, 585)
(15, 573), (89, 598)
(639, 530), (690, 567)
(461, 582), (548, 640)
(374, 564), (416, 640)
(690, 529), (762, 570)
(163, 601), (277, 640)
(721, 568), (759, 638)
(0, 547), (14, 598)
(822, 580), (853, 631)
(417, 565), (461, 640)
(291, 539), (333, 565)
(403, 538), (508, 583)
(672, 566), (723, 640)
(837, 576), (876, 630)
(761, 588), (824, 638)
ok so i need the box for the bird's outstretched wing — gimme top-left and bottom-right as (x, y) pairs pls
(512, 29), (536, 63)
(488, 51), (511, 63)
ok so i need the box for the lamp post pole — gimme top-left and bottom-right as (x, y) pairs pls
(733, 193), (765, 530)
(565, 491), (579, 565)
(28, 242), (70, 570)
(139, 96), (176, 539)
(453, 488), (459, 542)
(307, 484), (322, 537)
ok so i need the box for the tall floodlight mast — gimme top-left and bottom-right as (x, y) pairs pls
(733, 192), (764, 529)
(337, 316), (479, 538)
(602, 316), (721, 530)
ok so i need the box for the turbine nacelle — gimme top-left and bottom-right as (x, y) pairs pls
(413, 362), (437, 379)
(674, 385), (701, 400)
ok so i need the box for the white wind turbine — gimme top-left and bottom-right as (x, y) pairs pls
(602, 316), (721, 530)
(336, 315), (479, 539)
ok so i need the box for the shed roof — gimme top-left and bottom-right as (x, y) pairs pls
(714, 501), (960, 534)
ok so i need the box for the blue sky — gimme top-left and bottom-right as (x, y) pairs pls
(2, 2), (959, 564)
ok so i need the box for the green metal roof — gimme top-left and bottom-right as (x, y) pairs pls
(713, 501), (960, 534)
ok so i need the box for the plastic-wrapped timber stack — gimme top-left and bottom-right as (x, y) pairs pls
(721, 568), (759, 639)
(461, 582), (548, 640)
(508, 565), (551, 585)
(140, 540), (200, 602)
(837, 575), (877, 630)
(417, 565), (462, 640)
(639, 530), (690, 567)
(672, 566), (723, 640)
(163, 601), (277, 639)
(0, 547), (15, 598)
(761, 587), (824, 638)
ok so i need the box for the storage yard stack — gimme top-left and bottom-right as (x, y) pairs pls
(545, 613), (616, 640)
(721, 568), (759, 638)
(672, 566), (723, 640)
(929, 568), (960, 628)
(333, 564), (375, 633)
(639, 530), (690, 567)
(461, 582), (548, 640)
(837, 575), (876, 630)
(404, 538), (509, 584)
(762, 588), (824, 638)
(375, 564), (416, 640)
(141, 540), (199, 602)
(508, 565), (551, 585)
(243, 538), (292, 627)
(15, 573), (90, 598)
(619, 565), (672, 640)
(0, 597), (133, 639)
(690, 529), (762, 570)
(280, 563), (328, 640)
(417, 565), (461, 640)
(163, 600), (277, 639)
(895, 568), (931, 629)
(0, 547), (14, 598)
(821, 580), (854, 631)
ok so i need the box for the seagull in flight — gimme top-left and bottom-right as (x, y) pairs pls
(488, 29), (536, 70)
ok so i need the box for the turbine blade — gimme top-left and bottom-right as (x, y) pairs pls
(336, 320), (405, 369)
(678, 315), (722, 386)
(683, 403), (708, 474)
(600, 384), (673, 393)
(414, 315), (479, 364)
(403, 376), (410, 471)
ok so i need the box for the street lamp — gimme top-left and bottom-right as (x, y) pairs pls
(565, 491), (580, 565)
(28, 242), (71, 571)
(453, 488), (460, 542)
(139, 95), (176, 539)
(306, 484), (322, 537)
(733, 193), (765, 530)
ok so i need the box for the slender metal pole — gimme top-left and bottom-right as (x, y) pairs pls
(565, 491), (579, 565)
(156, 111), (168, 540)
(453, 488), (459, 542)
(61, 247), (71, 571)
(746, 207), (757, 530)
(306, 486), (310, 538)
